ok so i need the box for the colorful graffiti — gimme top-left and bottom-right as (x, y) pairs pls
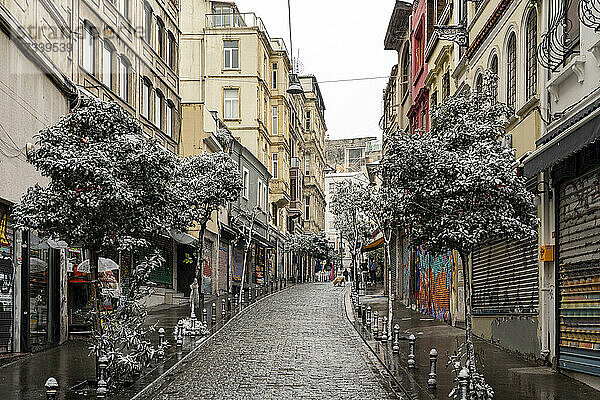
(415, 247), (455, 323)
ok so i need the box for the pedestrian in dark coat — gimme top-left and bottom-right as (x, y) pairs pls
(343, 269), (349, 282)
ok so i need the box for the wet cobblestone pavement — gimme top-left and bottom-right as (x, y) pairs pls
(138, 284), (401, 400)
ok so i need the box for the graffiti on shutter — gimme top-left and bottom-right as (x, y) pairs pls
(415, 247), (454, 323)
(218, 242), (229, 293)
(558, 167), (600, 376)
(0, 206), (13, 353)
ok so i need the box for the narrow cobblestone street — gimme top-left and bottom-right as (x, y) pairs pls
(137, 284), (399, 400)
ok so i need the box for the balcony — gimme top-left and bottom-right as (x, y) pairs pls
(289, 157), (303, 216)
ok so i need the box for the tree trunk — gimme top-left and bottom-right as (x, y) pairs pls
(89, 248), (102, 334)
(239, 244), (249, 306)
(196, 223), (207, 311)
(385, 239), (393, 336)
(459, 250), (476, 372)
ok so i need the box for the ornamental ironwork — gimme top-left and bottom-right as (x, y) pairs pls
(434, 25), (469, 47)
(538, 0), (578, 71)
(579, 0), (600, 31)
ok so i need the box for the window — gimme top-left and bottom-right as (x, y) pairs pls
(305, 196), (310, 221)
(305, 111), (311, 131)
(142, 78), (151, 119)
(272, 106), (278, 135)
(506, 33), (517, 111)
(155, 90), (163, 128)
(401, 45), (410, 96)
(224, 88), (239, 119)
(166, 31), (175, 69)
(82, 22), (95, 73)
(272, 203), (278, 226)
(242, 168), (249, 198)
(442, 71), (450, 101)
(224, 40), (239, 69)
(272, 63), (278, 89)
(490, 54), (499, 101)
(475, 73), (483, 93)
(263, 184), (268, 211)
(119, 0), (128, 20)
(213, 5), (232, 27)
(305, 153), (310, 175)
(102, 41), (114, 88)
(166, 101), (174, 137)
(257, 180), (262, 209)
(430, 91), (438, 109)
(525, 10), (537, 100)
(119, 57), (129, 101)
(272, 153), (278, 179)
(346, 148), (364, 171)
(143, 3), (152, 43)
(156, 18), (164, 58)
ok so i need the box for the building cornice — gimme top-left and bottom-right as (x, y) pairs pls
(466, 0), (513, 60)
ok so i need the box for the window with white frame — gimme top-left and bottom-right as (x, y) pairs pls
(272, 153), (278, 179)
(263, 184), (268, 211)
(304, 153), (310, 176)
(305, 196), (310, 221)
(224, 40), (239, 69)
(166, 101), (173, 137)
(213, 5), (232, 27)
(119, 56), (129, 101)
(224, 88), (239, 119)
(506, 33), (517, 111)
(155, 90), (163, 128)
(257, 180), (263, 210)
(119, 0), (129, 19)
(243, 168), (249, 198)
(272, 106), (278, 135)
(142, 78), (151, 118)
(82, 22), (95, 73)
(272, 63), (278, 89)
(305, 110), (311, 131)
(102, 41), (113, 88)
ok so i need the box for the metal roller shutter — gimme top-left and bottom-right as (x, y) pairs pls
(558, 167), (600, 376)
(472, 236), (539, 315)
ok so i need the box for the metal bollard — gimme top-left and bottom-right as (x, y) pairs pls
(428, 348), (438, 389)
(392, 324), (400, 354)
(361, 305), (366, 325)
(158, 328), (165, 359)
(381, 317), (388, 342)
(97, 355), (109, 399)
(366, 306), (372, 329)
(176, 320), (183, 348)
(45, 377), (58, 400)
(373, 311), (379, 339)
(202, 308), (208, 324)
(221, 299), (227, 320)
(227, 297), (232, 314)
(249, 288), (253, 303)
(211, 302), (217, 325)
(260, 287), (263, 298)
(458, 366), (469, 400)
(408, 334), (416, 369)
(256, 286), (260, 300)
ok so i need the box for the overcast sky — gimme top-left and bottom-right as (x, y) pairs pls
(234, 0), (398, 140)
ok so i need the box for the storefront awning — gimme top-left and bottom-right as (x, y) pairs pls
(168, 229), (198, 245)
(361, 237), (384, 252)
(523, 104), (600, 178)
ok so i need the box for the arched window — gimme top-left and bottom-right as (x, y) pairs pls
(475, 73), (483, 93)
(489, 54), (499, 100)
(166, 31), (176, 69)
(143, 3), (152, 43)
(506, 33), (517, 110)
(166, 100), (175, 137)
(119, 56), (130, 102)
(155, 89), (164, 129)
(141, 77), (152, 119)
(155, 17), (165, 58)
(401, 44), (410, 98)
(102, 40), (115, 89)
(525, 10), (537, 99)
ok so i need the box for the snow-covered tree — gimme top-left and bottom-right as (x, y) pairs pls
(330, 180), (372, 287)
(174, 152), (242, 304)
(362, 185), (405, 336)
(12, 97), (183, 330)
(230, 207), (261, 305)
(380, 72), (537, 394)
(286, 231), (334, 267)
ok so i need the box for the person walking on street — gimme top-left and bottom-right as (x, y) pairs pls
(343, 269), (349, 284)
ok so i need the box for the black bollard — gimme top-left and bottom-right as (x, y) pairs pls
(45, 377), (58, 400)
(211, 302), (217, 325)
(428, 349), (438, 390)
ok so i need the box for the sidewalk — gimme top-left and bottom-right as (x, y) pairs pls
(0, 282), (290, 400)
(354, 284), (600, 400)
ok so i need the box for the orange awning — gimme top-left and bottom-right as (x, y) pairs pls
(362, 237), (384, 252)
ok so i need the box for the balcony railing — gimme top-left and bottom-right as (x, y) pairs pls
(206, 12), (287, 54)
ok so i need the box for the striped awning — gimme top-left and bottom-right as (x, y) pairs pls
(361, 237), (384, 252)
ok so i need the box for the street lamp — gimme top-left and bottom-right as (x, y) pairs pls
(286, 0), (304, 95)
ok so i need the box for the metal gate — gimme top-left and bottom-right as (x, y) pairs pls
(218, 242), (229, 293)
(472, 236), (538, 315)
(558, 167), (600, 376)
